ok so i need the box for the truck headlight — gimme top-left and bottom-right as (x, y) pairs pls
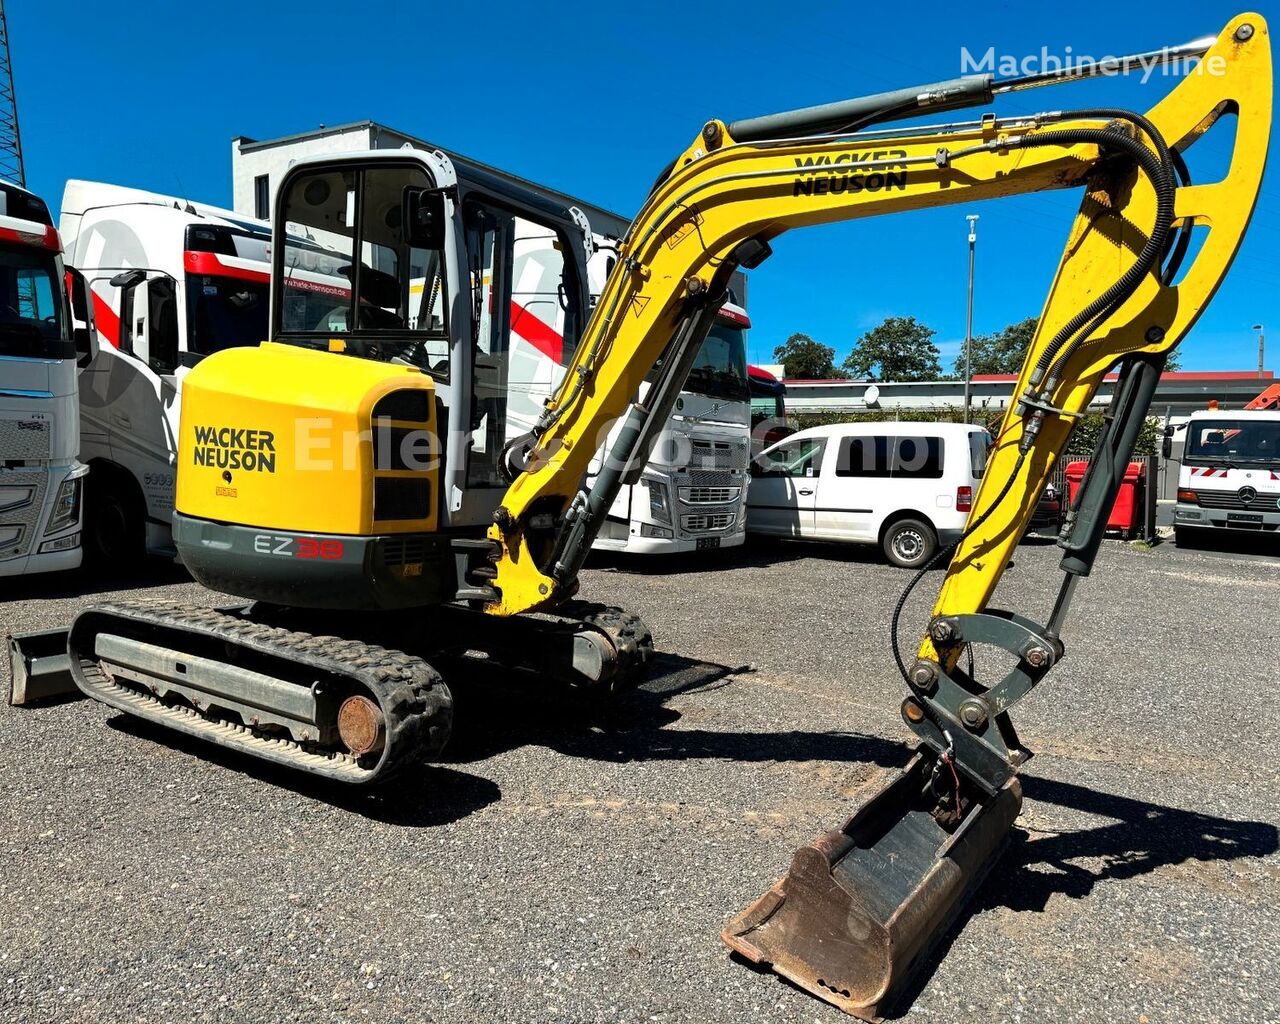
(647, 480), (671, 524)
(44, 475), (83, 535)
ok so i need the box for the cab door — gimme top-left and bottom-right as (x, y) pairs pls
(747, 436), (826, 537)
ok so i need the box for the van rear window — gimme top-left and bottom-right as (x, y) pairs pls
(894, 437), (944, 479)
(970, 431), (992, 478)
(836, 435), (944, 479)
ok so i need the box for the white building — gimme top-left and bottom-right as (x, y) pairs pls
(781, 371), (1276, 419)
(231, 121), (630, 239)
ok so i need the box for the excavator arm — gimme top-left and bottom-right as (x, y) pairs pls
(483, 13), (1270, 1019)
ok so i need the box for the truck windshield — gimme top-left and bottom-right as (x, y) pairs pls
(684, 323), (749, 401)
(185, 275), (269, 356)
(0, 244), (71, 359)
(1184, 418), (1280, 465)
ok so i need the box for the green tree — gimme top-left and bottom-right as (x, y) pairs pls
(955, 315), (1183, 375)
(955, 317), (1038, 376)
(844, 316), (941, 381)
(1066, 413), (1159, 457)
(773, 332), (846, 379)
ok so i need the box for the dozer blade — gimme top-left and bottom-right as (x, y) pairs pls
(723, 748), (1020, 1020)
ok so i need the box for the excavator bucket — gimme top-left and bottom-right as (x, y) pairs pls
(723, 749), (1021, 1020)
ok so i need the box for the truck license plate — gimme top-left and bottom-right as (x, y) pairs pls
(1228, 512), (1263, 527)
(697, 537), (721, 550)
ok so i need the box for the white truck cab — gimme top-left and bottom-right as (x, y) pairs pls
(1173, 408), (1280, 544)
(60, 180), (271, 566)
(499, 223), (754, 555)
(0, 182), (91, 577)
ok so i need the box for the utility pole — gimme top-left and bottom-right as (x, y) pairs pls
(1253, 323), (1265, 375)
(963, 214), (978, 423)
(0, 1), (23, 186)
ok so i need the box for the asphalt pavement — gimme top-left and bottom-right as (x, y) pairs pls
(1, 535), (1277, 1024)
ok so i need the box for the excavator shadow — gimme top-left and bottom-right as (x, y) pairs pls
(441, 650), (909, 769)
(100, 651), (1280, 926)
(0, 559), (193, 602)
(586, 540), (885, 577)
(104, 714), (502, 828)
(880, 772), (1280, 1018)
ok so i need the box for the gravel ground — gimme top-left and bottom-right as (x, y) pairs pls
(1, 538), (1277, 1024)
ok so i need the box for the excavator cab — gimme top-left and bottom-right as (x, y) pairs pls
(172, 151), (593, 609)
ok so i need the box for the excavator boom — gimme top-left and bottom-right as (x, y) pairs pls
(482, 13), (1271, 1018)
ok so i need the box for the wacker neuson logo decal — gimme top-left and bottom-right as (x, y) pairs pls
(192, 425), (277, 473)
(792, 149), (909, 197)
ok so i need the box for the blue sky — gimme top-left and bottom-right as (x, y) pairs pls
(12, 0), (1278, 373)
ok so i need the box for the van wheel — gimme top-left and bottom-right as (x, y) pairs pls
(83, 470), (145, 573)
(883, 518), (937, 569)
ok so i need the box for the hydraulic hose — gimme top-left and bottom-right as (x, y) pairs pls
(1160, 148), (1194, 286)
(890, 451), (1028, 686)
(1017, 120), (1176, 388)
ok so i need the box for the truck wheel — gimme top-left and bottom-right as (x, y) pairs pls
(883, 518), (937, 569)
(1174, 527), (1195, 549)
(83, 470), (145, 573)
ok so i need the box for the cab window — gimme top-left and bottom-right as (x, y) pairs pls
(463, 201), (582, 488)
(753, 438), (826, 477)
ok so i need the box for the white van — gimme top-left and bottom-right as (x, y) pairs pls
(746, 421), (991, 567)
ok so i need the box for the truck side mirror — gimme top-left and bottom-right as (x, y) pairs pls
(403, 188), (446, 250)
(65, 266), (99, 368)
(109, 269), (147, 289)
(73, 327), (93, 363)
(1161, 436), (1173, 459)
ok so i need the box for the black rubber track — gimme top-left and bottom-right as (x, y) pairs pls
(566, 601), (655, 693)
(68, 599), (453, 785)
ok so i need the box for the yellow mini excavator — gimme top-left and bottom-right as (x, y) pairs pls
(60, 13), (1269, 1019)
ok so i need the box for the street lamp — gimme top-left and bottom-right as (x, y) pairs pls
(963, 215), (979, 424)
(1253, 323), (1265, 375)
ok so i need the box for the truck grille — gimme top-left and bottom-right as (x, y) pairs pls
(1197, 489), (1280, 510)
(689, 439), (747, 471)
(0, 417), (52, 461)
(680, 485), (740, 505)
(681, 512), (736, 533)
